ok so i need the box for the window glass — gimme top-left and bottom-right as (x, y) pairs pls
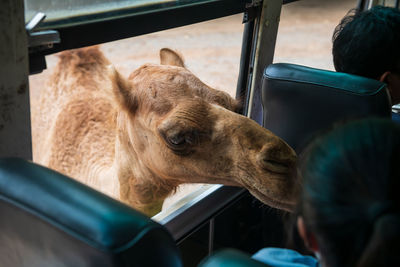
(380, 0), (398, 7)
(25, 0), (216, 25)
(274, 0), (358, 70)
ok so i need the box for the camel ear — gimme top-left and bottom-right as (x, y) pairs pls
(160, 48), (185, 67)
(108, 65), (138, 113)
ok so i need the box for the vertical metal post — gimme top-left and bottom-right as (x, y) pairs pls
(247, 0), (283, 124)
(208, 218), (215, 255)
(0, 0), (32, 159)
(356, 0), (368, 12)
(236, 19), (255, 112)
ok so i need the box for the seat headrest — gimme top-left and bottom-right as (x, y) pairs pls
(0, 158), (182, 267)
(262, 63), (391, 153)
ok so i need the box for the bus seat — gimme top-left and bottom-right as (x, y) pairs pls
(262, 63), (391, 153)
(198, 249), (270, 267)
(0, 158), (182, 267)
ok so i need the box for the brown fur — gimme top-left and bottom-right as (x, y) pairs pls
(34, 46), (298, 216)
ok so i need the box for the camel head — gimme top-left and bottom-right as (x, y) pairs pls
(111, 48), (298, 212)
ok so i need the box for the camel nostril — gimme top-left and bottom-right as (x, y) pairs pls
(264, 158), (288, 166)
(259, 141), (297, 174)
(262, 158), (292, 174)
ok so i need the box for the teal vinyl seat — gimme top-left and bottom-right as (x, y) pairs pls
(0, 158), (182, 267)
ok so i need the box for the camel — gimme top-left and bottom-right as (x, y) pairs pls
(34, 46), (297, 216)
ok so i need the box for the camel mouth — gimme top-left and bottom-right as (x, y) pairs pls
(249, 188), (295, 212)
(262, 159), (293, 175)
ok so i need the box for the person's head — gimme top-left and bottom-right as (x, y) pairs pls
(332, 6), (400, 104)
(297, 118), (400, 267)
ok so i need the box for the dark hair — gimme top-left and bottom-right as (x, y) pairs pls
(332, 6), (400, 79)
(298, 118), (400, 267)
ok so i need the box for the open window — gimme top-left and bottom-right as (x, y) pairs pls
(25, 0), (257, 243)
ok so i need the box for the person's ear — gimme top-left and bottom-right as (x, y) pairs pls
(379, 71), (391, 83)
(380, 71), (400, 105)
(297, 216), (319, 253)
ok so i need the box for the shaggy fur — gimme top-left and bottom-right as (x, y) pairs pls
(34, 46), (298, 216)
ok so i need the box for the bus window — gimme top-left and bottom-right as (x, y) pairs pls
(368, 0), (399, 8)
(274, 0), (358, 70)
(28, 14), (244, 220)
(25, 0), (213, 25)
(384, 0), (399, 7)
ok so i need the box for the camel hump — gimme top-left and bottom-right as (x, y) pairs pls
(57, 46), (110, 67)
(159, 48), (185, 67)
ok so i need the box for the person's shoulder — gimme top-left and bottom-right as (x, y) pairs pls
(392, 109), (400, 124)
(252, 247), (319, 267)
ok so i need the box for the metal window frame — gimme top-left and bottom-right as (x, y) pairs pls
(154, 185), (246, 243)
(29, 0), (297, 73)
(29, 0), (247, 73)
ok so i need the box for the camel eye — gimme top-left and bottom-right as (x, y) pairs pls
(167, 132), (197, 147)
(163, 130), (199, 154)
(168, 134), (186, 146)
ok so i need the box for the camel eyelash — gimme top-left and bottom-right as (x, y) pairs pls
(166, 131), (200, 147)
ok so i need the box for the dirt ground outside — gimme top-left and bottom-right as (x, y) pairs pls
(28, 0), (358, 210)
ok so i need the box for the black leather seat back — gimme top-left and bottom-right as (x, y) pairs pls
(262, 63), (392, 153)
(0, 158), (182, 267)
